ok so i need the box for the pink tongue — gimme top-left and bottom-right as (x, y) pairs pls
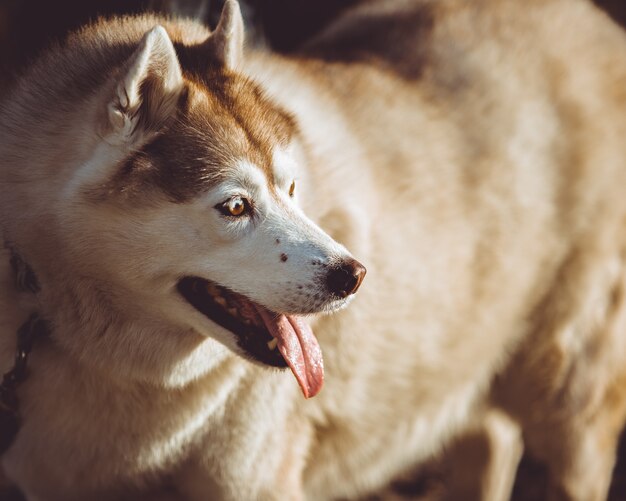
(256, 308), (324, 398)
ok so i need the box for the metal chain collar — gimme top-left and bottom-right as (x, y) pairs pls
(0, 245), (47, 454)
(0, 314), (48, 454)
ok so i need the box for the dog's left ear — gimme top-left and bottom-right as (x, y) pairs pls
(205, 0), (244, 70)
(107, 26), (183, 143)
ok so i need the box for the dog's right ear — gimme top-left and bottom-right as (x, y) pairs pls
(107, 26), (183, 144)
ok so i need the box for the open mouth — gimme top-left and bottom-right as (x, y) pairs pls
(177, 276), (324, 398)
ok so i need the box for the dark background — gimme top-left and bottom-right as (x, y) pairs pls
(0, 0), (360, 84)
(1, 0), (624, 81)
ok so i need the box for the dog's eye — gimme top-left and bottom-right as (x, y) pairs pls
(217, 196), (250, 217)
(289, 180), (296, 197)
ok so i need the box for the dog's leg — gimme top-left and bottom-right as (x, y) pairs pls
(521, 376), (626, 501)
(477, 410), (523, 501)
(492, 242), (626, 501)
(441, 409), (523, 501)
(368, 409), (523, 501)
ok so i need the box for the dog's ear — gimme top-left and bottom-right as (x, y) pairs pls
(205, 0), (244, 70)
(107, 26), (183, 143)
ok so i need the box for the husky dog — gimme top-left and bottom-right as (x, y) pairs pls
(2, 0), (626, 499)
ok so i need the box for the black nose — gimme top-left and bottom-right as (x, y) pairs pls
(326, 259), (367, 298)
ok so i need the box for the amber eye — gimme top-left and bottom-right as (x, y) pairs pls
(217, 196), (249, 217)
(289, 180), (296, 197)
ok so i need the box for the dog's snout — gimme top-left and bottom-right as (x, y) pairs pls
(326, 259), (366, 298)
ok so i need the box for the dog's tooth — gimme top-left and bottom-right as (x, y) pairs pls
(267, 338), (278, 351)
(215, 296), (227, 307)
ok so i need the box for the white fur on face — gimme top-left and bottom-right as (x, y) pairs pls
(180, 158), (354, 316)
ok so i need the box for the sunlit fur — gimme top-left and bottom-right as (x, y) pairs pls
(2, 0), (626, 500)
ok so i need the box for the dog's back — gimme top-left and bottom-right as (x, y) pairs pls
(247, 0), (626, 498)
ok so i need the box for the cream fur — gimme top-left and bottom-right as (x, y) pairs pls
(2, 0), (626, 500)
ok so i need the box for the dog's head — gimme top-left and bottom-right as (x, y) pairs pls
(0, 2), (364, 395)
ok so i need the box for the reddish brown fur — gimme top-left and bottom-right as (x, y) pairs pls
(3, 14), (297, 204)
(98, 72), (297, 203)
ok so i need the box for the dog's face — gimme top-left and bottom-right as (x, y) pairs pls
(46, 10), (364, 394)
